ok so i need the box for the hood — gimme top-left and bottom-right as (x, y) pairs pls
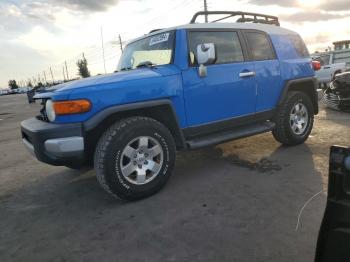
(57, 68), (162, 92)
(33, 65), (180, 100)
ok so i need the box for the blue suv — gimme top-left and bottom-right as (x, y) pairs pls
(21, 12), (319, 200)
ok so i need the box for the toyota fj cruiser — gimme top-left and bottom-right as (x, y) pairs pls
(21, 11), (319, 200)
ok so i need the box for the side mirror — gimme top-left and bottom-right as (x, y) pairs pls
(196, 43), (216, 77)
(196, 43), (216, 65)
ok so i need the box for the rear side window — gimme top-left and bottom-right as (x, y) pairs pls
(245, 32), (276, 61)
(188, 31), (244, 65)
(288, 34), (310, 58)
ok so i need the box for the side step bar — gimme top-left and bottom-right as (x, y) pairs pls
(187, 121), (275, 149)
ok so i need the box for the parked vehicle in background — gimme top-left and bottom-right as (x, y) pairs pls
(323, 71), (350, 111)
(18, 87), (33, 94)
(21, 11), (319, 200)
(0, 88), (10, 96)
(312, 40), (350, 88)
(8, 89), (19, 95)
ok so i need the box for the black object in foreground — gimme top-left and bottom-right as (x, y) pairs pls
(315, 146), (350, 262)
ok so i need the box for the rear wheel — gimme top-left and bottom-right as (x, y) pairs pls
(272, 91), (314, 146)
(94, 116), (176, 201)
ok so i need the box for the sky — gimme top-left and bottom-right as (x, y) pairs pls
(1, 0), (350, 88)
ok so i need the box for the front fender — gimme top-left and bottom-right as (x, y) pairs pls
(53, 73), (184, 124)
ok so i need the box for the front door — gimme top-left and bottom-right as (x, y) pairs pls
(182, 30), (257, 127)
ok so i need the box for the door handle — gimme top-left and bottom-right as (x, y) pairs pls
(239, 71), (256, 78)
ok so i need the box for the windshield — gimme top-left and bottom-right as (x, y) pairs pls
(117, 31), (175, 71)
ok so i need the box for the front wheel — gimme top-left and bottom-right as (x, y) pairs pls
(94, 116), (176, 201)
(272, 91), (314, 146)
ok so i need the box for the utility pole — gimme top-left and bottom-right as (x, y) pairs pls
(204, 0), (208, 23)
(63, 66), (66, 82)
(50, 67), (55, 84)
(100, 26), (107, 74)
(65, 61), (69, 80)
(118, 34), (123, 52)
(43, 71), (48, 85)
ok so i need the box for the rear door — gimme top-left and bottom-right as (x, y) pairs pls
(182, 30), (257, 127)
(243, 30), (282, 113)
(315, 146), (350, 262)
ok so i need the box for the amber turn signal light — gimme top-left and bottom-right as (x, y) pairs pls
(53, 99), (91, 115)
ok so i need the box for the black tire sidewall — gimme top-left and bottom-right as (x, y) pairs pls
(103, 120), (175, 199)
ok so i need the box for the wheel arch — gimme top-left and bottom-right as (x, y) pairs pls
(83, 99), (186, 164)
(278, 77), (319, 115)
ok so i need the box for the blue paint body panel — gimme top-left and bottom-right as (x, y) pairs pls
(254, 59), (282, 112)
(182, 62), (256, 126)
(39, 28), (315, 132)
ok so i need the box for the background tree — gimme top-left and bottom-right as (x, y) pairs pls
(27, 81), (33, 88)
(8, 80), (19, 90)
(76, 56), (90, 78)
(34, 82), (44, 90)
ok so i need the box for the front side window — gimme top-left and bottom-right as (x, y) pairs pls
(188, 31), (244, 66)
(245, 32), (276, 61)
(117, 31), (175, 71)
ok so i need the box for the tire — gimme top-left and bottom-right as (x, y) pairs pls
(94, 116), (176, 201)
(272, 91), (314, 146)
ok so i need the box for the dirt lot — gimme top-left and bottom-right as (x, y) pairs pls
(0, 94), (349, 262)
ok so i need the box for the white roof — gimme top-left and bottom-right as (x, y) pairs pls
(129, 22), (297, 44)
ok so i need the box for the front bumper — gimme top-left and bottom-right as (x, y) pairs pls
(21, 118), (85, 167)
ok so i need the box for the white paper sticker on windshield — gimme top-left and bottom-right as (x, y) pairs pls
(149, 33), (170, 46)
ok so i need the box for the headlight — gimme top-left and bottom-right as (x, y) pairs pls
(45, 100), (56, 122)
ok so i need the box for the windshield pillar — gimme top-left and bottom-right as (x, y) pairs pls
(174, 29), (189, 70)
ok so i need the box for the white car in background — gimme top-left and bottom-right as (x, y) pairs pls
(313, 40), (350, 88)
(0, 88), (10, 95)
(312, 53), (348, 88)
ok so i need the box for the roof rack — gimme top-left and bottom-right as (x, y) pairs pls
(190, 11), (280, 26)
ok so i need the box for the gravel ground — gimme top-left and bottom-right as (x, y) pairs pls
(0, 94), (349, 262)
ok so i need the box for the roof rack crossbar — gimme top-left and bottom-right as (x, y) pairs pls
(210, 14), (235, 23)
(190, 11), (280, 26)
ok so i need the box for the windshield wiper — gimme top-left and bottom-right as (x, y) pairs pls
(119, 67), (132, 71)
(136, 61), (157, 68)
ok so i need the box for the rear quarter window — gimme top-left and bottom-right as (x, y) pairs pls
(244, 32), (276, 61)
(288, 34), (310, 58)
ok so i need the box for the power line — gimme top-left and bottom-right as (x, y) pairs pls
(20, 0), (201, 86)
(100, 26), (107, 74)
